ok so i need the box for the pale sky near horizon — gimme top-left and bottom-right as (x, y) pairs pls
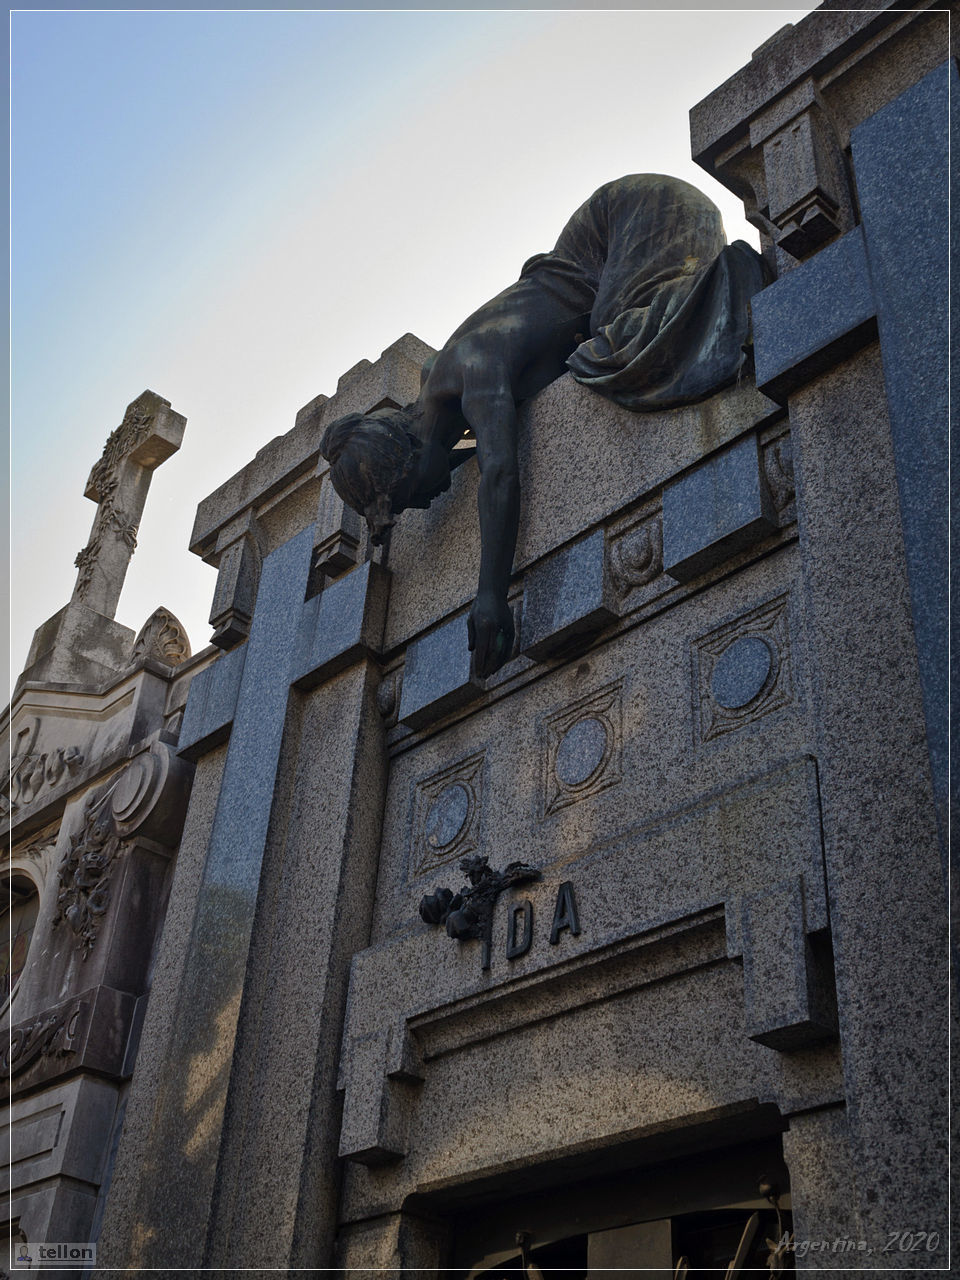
(10, 6), (815, 697)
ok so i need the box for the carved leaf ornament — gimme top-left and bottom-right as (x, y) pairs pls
(53, 786), (126, 958)
(73, 404), (153, 601)
(132, 607), (191, 666)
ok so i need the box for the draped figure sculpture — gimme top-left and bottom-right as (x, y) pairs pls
(321, 174), (767, 677)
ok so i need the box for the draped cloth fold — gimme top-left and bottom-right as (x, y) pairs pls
(521, 174), (769, 411)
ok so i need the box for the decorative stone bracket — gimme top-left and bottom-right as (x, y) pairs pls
(692, 77), (856, 272)
(208, 510), (266, 650)
(314, 466), (364, 579)
(753, 81), (855, 261)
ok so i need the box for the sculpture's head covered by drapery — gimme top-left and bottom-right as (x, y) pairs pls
(320, 407), (425, 546)
(321, 174), (768, 675)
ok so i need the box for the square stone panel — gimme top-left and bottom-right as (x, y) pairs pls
(662, 432), (778, 582)
(397, 615), (481, 730)
(692, 593), (793, 745)
(540, 679), (623, 818)
(410, 751), (485, 876)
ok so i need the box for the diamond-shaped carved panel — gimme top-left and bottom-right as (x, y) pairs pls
(693, 594), (793, 745)
(411, 751), (484, 875)
(541, 680), (623, 818)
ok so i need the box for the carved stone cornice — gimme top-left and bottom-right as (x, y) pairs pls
(689, 4), (947, 273)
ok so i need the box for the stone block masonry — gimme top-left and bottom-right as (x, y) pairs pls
(86, 5), (949, 1273)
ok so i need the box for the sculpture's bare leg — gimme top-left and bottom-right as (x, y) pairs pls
(461, 382), (520, 678)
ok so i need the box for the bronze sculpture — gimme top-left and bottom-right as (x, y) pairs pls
(321, 174), (766, 678)
(419, 854), (542, 970)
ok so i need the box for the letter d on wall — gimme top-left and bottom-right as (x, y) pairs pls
(506, 899), (533, 959)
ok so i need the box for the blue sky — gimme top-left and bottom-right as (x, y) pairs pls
(10, 7), (813, 691)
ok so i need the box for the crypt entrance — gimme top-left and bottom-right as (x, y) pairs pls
(396, 1115), (795, 1279)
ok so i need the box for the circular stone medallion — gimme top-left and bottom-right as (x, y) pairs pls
(710, 635), (774, 709)
(112, 756), (152, 820)
(555, 717), (608, 787)
(425, 784), (470, 849)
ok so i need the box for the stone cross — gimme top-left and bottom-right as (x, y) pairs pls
(71, 390), (186, 619)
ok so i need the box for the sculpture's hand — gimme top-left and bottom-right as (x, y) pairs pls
(468, 593), (515, 679)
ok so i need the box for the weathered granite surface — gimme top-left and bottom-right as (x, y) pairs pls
(850, 60), (951, 848)
(89, 4), (949, 1273)
(3, 393), (206, 1272)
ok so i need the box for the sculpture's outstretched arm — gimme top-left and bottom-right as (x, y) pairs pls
(462, 383), (519, 678)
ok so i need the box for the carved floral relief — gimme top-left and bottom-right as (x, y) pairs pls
(132, 606), (191, 666)
(53, 784), (127, 958)
(74, 399), (155, 602)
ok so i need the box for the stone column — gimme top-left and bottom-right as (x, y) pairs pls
(691, 24), (950, 1257)
(204, 657), (388, 1267)
(784, 346), (946, 1254)
(97, 535), (391, 1269)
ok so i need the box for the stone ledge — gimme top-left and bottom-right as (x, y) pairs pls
(2, 986), (139, 1102)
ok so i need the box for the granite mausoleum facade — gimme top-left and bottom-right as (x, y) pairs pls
(4, 4), (950, 1274)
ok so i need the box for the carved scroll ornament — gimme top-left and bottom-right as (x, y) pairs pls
(3, 721), (85, 816)
(3, 998), (87, 1078)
